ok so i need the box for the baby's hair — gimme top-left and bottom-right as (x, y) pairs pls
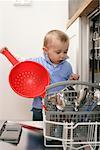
(43, 30), (69, 47)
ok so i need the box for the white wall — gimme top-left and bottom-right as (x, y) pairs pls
(0, 0), (68, 120)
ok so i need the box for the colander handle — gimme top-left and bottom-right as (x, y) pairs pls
(0, 47), (19, 66)
(41, 91), (46, 98)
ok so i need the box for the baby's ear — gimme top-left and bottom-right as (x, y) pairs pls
(43, 46), (48, 52)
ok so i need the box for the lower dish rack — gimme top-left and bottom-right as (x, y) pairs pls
(43, 81), (100, 150)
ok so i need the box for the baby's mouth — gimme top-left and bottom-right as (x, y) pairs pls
(59, 60), (63, 63)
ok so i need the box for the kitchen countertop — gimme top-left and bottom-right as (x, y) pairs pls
(0, 121), (63, 150)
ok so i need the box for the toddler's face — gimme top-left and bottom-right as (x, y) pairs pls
(44, 38), (69, 64)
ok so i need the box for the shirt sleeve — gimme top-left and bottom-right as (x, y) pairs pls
(65, 61), (73, 79)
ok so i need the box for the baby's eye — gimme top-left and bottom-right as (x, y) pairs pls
(56, 52), (61, 54)
(64, 51), (67, 54)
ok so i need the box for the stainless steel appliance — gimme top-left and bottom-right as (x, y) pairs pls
(89, 9), (100, 84)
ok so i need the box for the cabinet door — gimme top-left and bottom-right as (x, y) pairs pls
(66, 18), (81, 78)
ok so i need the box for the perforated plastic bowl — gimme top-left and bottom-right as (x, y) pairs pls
(1, 48), (50, 98)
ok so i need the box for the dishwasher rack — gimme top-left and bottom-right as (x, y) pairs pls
(43, 81), (100, 150)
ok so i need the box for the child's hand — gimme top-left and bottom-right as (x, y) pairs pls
(69, 73), (79, 80)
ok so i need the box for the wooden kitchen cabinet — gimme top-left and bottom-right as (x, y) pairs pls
(67, 0), (99, 29)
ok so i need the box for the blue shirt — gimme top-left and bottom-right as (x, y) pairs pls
(29, 54), (73, 109)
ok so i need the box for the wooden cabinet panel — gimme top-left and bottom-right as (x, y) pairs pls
(68, 0), (84, 19)
(67, 0), (99, 29)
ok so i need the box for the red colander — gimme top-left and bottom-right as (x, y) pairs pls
(0, 47), (50, 98)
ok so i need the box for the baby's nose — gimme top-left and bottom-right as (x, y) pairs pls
(60, 53), (65, 59)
